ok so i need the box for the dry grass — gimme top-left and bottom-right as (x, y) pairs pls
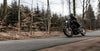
(0, 29), (93, 40)
(86, 30), (93, 32)
(0, 31), (64, 40)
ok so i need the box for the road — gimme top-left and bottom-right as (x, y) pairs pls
(0, 30), (100, 51)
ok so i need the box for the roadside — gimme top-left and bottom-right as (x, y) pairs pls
(0, 30), (93, 40)
(38, 37), (100, 51)
(0, 31), (64, 40)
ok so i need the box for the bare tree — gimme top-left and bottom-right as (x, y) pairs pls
(81, 0), (90, 25)
(73, 0), (76, 16)
(68, 0), (71, 14)
(98, 0), (100, 19)
(18, 0), (21, 34)
(61, 0), (64, 15)
(81, 0), (91, 19)
(30, 0), (33, 34)
(82, 0), (85, 19)
(1, 0), (7, 24)
(85, 0), (88, 10)
(47, 0), (51, 34)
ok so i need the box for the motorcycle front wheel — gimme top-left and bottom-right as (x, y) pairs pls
(63, 28), (73, 37)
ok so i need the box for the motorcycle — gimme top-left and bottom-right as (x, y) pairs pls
(63, 20), (86, 37)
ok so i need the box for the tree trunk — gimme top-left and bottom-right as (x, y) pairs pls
(82, 0), (85, 19)
(86, 0), (88, 10)
(1, 0), (7, 24)
(47, 0), (51, 34)
(82, 0), (85, 26)
(18, 0), (21, 34)
(68, 0), (71, 14)
(90, 20), (92, 30)
(30, 0), (33, 34)
(73, 0), (76, 16)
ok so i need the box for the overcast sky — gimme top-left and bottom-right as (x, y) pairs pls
(0, 0), (99, 16)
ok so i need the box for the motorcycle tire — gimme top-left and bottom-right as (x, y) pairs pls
(81, 28), (86, 36)
(63, 28), (73, 37)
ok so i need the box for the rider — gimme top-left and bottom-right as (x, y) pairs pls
(69, 14), (80, 29)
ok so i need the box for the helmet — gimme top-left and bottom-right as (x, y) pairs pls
(69, 14), (74, 18)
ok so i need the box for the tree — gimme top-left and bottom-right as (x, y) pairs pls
(66, 0), (71, 14)
(0, 0), (7, 25)
(97, 0), (100, 19)
(47, 0), (51, 34)
(6, 1), (18, 26)
(41, 5), (48, 31)
(69, 0), (71, 14)
(51, 14), (64, 31)
(82, 0), (85, 19)
(85, 5), (95, 30)
(97, 0), (100, 29)
(20, 5), (31, 32)
(80, 0), (90, 19)
(84, 0), (90, 18)
(18, 0), (21, 34)
(81, 0), (91, 28)
(0, 4), (3, 19)
(73, 0), (76, 16)
(30, 0), (33, 34)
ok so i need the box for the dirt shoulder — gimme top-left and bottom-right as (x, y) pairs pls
(0, 30), (93, 40)
(38, 37), (100, 51)
(0, 31), (64, 40)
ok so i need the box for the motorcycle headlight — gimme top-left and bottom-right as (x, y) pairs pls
(66, 21), (68, 23)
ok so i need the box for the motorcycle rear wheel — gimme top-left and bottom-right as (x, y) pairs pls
(81, 28), (86, 36)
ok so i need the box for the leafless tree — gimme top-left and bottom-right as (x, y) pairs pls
(61, 0), (64, 15)
(30, 0), (33, 34)
(67, 0), (71, 14)
(81, 0), (90, 19)
(1, 0), (7, 24)
(73, 0), (76, 16)
(81, 0), (90, 24)
(82, 0), (85, 19)
(18, 0), (21, 34)
(47, 0), (51, 34)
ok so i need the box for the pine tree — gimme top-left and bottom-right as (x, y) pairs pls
(85, 5), (95, 30)
(20, 5), (31, 31)
(6, 1), (18, 26)
(97, 0), (100, 19)
(32, 4), (44, 31)
(97, 0), (100, 28)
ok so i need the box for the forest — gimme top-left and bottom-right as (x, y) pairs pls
(0, 0), (100, 34)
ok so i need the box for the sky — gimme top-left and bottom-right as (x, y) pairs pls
(0, 0), (99, 16)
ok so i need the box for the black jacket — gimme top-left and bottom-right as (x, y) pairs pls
(69, 15), (80, 28)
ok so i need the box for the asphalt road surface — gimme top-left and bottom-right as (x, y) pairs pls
(0, 30), (100, 51)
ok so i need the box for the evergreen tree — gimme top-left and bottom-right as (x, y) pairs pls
(20, 5), (31, 31)
(6, 1), (18, 26)
(86, 5), (95, 20)
(97, 0), (100, 19)
(97, 0), (100, 28)
(85, 5), (95, 30)
(32, 4), (45, 31)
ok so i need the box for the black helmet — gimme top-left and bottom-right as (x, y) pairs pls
(69, 13), (76, 19)
(69, 14), (74, 18)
